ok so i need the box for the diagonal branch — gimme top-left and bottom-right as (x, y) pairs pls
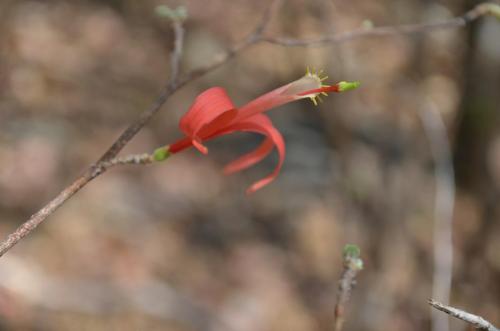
(429, 300), (500, 331)
(0, 2), (496, 258)
(262, 3), (499, 47)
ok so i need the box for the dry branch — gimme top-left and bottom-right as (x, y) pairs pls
(429, 299), (500, 331)
(333, 245), (363, 331)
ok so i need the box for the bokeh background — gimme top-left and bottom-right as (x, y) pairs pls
(0, 0), (499, 330)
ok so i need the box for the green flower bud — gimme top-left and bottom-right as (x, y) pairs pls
(343, 244), (361, 259)
(338, 81), (361, 92)
(153, 147), (171, 162)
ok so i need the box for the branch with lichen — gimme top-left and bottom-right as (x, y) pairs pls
(0, 2), (499, 258)
(429, 300), (500, 331)
(333, 244), (363, 331)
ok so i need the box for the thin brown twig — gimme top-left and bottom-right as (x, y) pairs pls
(100, 153), (155, 168)
(169, 19), (185, 87)
(0, 2), (496, 258)
(262, 3), (496, 47)
(429, 300), (500, 331)
(333, 245), (363, 331)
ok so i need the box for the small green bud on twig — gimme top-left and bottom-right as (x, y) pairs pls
(153, 147), (171, 162)
(155, 5), (188, 22)
(343, 244), (363, 270)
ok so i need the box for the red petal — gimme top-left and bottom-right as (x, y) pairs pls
(192, 138), (208, 155)
(170, 113), (285, 193)
(179, 87), (237, 152)
(233, 84), (293, 122)
(222, 114), (285, 194)
(223, 138), (274, 174)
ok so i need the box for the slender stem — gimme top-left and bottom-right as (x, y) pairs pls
(429, 300), (500, 331)
(0, 169), (98, 256)
(169, 20), (185, 87)
(101, 153), (156, 168)
(262, 3), (493, 47)
(333, 245), (363, 331)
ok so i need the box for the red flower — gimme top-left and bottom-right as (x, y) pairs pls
(163, 71), (359, 194)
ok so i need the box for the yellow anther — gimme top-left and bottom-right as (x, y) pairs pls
(303, 66), (333, 106)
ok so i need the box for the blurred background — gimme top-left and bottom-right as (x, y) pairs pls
(0, 0), (499, 330)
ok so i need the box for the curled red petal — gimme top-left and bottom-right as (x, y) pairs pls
(223, 114), (285, 194)
(169, 114), (285, 193)
(223, 138), (274, 174)
(179, 87), (237, 149)
(192, 138), (208, 154)
(246, 174), (277, 194)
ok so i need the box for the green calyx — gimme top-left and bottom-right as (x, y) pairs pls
(338, 81), (361, 92)
(153, 147), (171, 162)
